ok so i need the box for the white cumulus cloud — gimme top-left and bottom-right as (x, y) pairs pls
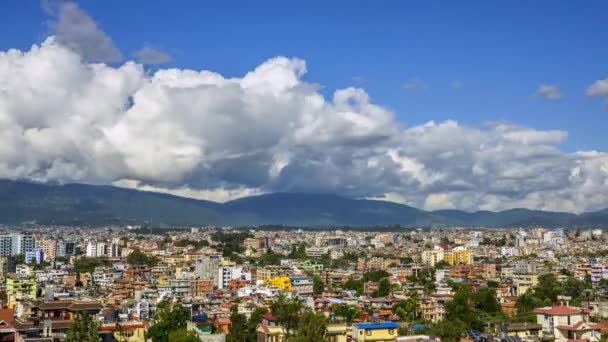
(0, 38), (607, 212)
(536, 84), (562, 100)
(587, 78), (608, 109)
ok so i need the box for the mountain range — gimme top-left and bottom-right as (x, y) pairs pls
(0, 180), (606, 228)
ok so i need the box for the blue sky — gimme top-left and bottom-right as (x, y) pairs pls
(2, 0), (607, 151)
(1, 1), (608, 211)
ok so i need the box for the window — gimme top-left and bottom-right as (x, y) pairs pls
(366, 330), (371, 336)
(389, 329), (394, 335)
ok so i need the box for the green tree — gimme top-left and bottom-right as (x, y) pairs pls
(259, 250), (284, 266)
(168, 329), (200, 342)
(444, 284), (482, 331)
(248, 307), (269, 342)
(332, 304), (361, 324)
(74, 257), (111, 274)
(287, 311), (328, 342)
(271, 294), (303, 336)
(474, 286), (501, 314)
(66, 311), (100, 342)
(342, 278), (363, 294)
(362, 270), (389, 282)
(227, 309), (248, 342)
(313, 275), (325, 295)
(431, 319), (469, 342)
(126, 250), (159, 267)
(147, 301), (191, 342)
(288, 242), (307, 260)
(374, 278), (391, 297)
(393, 293), (418, 322)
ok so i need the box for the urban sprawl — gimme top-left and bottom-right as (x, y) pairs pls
(1, 226), (608, 342)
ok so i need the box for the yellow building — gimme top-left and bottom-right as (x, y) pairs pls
(99, 322), (147, 342)
(445, 246), (471, 266)
(327, 324), (349, 342)
(6, 276), (37, 308)
(265, 276), (291, 291)
(36, 239), (57, 259)
(352, 322), (399, 342)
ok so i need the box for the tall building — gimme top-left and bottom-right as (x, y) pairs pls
(195, 255), (221, 287)
(25, 248), (44, 265)
(86, 241), (97, 257)
(0, 233), (35, 257)
(56, 240), (76, 257)
(0, 256), (16, 279)
(12, 233), (35, 256)
(421, 244), (448, 267)
(444, 246), (472, 266)
(36, 239), (57, 260)
(218, 266), (251, 289)
(0, 235), (12, 256)
(96, 242), (108, 257)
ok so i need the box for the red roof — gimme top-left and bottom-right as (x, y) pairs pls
(556, 321), (602, 331)
(566, 339), (589, 342)
(261, 314), (277, 321)
(0, 310), (14, 323)
(436, 243), (449, 250)
(533, 306), (585, 315)
(215, 317), (231, 325)
(99, 323), (146, 331)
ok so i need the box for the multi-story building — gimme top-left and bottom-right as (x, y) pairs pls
(444, 246), (471, 266)
(194, 255), (221, 287)
(55, 240), (76, 257)
(305, 247), (328, 257)
(13, 233), (35, 256)
(0, 256), (16, 279)
(421, 245), (448, 267)
(189, 279), (214, 299)
(352, 322), (399, 342)
(513, 273), (539, 296)
(0, 233), (35, 257)
(501, 247), (519, 257)
(36, 239), (56, 260)
(25, 248), (44, 264)
(590, 265), (608, 284)
(0, 235), (13, 257)
(290, 276), (313, 295)
(534, 305), (602, 342)
(218, 266), (251, 289)
(6, 276), (37, 304)
(86, 241), (97, 257)
(367, 257), (385, 270)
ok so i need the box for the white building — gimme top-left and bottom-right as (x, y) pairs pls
(500, 247), (519, 257)
(217, 266), (252, 289)
(86, 241), (97, 257)
(534, 305), (602, 342)
(0, 233), (35, 256)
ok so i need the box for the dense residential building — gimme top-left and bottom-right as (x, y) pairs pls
(534, 305), (603, 342)
(352, 322), (399, 342)
(0, 225), (604, 342)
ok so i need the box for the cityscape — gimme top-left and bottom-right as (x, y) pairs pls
(0, 225), (607, 342)
(1, 1), (608, 342)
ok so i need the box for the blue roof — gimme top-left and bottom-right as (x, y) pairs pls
(354, 322), (399, 329)
(411, 324), (428, 330)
